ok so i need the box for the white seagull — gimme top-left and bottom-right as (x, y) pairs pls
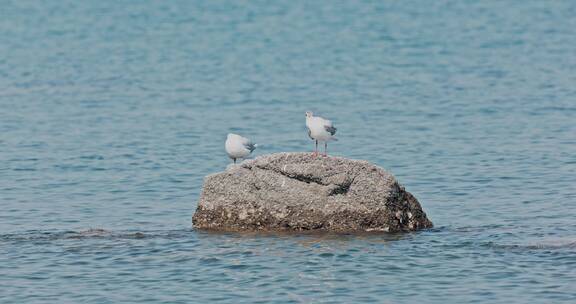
(305, 111), (337, 157)
(225, 133), (257, 164)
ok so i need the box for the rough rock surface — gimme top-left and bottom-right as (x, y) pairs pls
(192, 153), (433, 232)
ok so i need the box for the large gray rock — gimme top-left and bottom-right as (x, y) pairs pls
(192, 153), (433, 232)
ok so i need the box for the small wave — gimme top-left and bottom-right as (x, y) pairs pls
(0, 229), (192, 243)
(487, 239), (576, 251)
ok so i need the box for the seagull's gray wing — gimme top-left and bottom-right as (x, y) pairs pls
(324, 125), (337, 136)
(307, 127), (313, 140)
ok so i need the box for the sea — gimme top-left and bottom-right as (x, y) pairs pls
(1, 0), (575, 303)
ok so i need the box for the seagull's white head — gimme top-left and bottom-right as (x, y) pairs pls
(305, 111), (313, 118)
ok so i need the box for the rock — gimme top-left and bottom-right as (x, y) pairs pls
(192, 153), (433, 232)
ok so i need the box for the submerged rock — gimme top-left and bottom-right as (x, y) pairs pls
(192, 153), (433, 232)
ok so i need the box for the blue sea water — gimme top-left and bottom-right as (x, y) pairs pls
(1, 0), (576, 303)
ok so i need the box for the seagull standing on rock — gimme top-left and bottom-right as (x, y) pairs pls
(305, 111), (337, 157)
(225, 133), (257, 164)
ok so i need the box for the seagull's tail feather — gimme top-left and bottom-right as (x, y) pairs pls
(244, 142), (258, 152)
(330, 137), (338, 141)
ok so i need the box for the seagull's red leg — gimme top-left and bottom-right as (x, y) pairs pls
(324, 142), (328, 157)
(314, 140), (318, 157)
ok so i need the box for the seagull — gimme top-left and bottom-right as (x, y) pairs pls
(225, 133), (257, 164)
(305, 111), (337, 157)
